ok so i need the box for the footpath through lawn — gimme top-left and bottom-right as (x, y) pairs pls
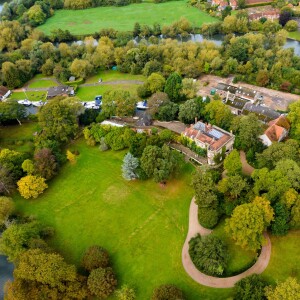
(14, 140), (231, 299)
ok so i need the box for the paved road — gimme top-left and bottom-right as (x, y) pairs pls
(182, 198), (272, 288)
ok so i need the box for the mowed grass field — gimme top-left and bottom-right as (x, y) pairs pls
(38, 2), (218, 35)
(262, 230), (300, 284)
(14, 140), (232, 299)
(85, 70), (146, 84)
(9, 91), (47, 101)
(76, 84), (141, 101)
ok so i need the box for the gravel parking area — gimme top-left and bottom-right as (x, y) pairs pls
(198, 75), (299, 111)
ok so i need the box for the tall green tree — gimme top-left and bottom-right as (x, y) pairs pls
(234, 275), (267, 300)
(225, 197), (273, 251)
(164, 72), (183, 102)
(102, 90), (136, 117)
(189, 235), (228, 276)
(231, 113), (263, 150)
(178, 98), (202, 124)
(256, 139), (299, 169)
(223, 149), (242, 175)
(288, 101), (300, 140)
(122, 153), (139, 181)
(193, 170), (218, 208)
(204, 100), (233, 130)
(0, 101), (26, 125)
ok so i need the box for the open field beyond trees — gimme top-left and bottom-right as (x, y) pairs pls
(76, 84), (140, 100)
(85, 70), (146, 84)
(14, 139), (232, 299)
(38, 2), (218, 35)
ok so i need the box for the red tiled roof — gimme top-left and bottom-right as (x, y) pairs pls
(184, 122), (232, 151)
(0, 86), (9, 97)
(264, 115), (290, 142)
(268, 115), (290, 130)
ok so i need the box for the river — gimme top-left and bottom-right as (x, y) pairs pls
(0, 255), (14, 300)
(0, 0), (6, 12)
(74, 33), (300, 56)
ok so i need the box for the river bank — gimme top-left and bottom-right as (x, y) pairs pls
(0, 255), (14, 299)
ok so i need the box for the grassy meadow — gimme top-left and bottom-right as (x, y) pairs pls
(38, 2), (218, 35)
(76, 84), (140, 101)
(85, 70), (145, 84)
(14, 139), (232, 299)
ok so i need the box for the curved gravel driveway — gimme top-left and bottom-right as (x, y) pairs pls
(182, 198), (271, 288)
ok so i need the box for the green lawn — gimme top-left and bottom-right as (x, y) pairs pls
(14, 140), (232, 299)
(0, 122), (39, 153)
(9, 91), (47, 102)
(38, 2), (218, 35)
(288, 31), (300, 41)
(85, 70), (146, 84)
(262, 230), (300, 284)
(211, 218), (258, 276)
(28, 79), (58, 89)
(76, 84), (140, 101)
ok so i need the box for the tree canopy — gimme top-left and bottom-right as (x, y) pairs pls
(38, 97), (82, 143)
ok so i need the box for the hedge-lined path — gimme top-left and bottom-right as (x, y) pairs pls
(182, 198), (272, 288)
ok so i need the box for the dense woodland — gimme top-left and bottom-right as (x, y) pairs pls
(0, 19), (300, 93)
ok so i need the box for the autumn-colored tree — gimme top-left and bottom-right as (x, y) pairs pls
(15, 249), (76, 286)
(151, 284), (185, 300)
(0, 196), (14, 226)
(265, 277), (300, 300)
(17, 175), (48, 199)
(225, 198), (273, 251)
(70, 58), (93, 79)
(34, 148), (57, 180)
(66, 150), (77, 164)
(116, 285), (136, 300)
(22, 159), (34, 175)
(81, 245), (110, 272)
(87, 267), (117, 298)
